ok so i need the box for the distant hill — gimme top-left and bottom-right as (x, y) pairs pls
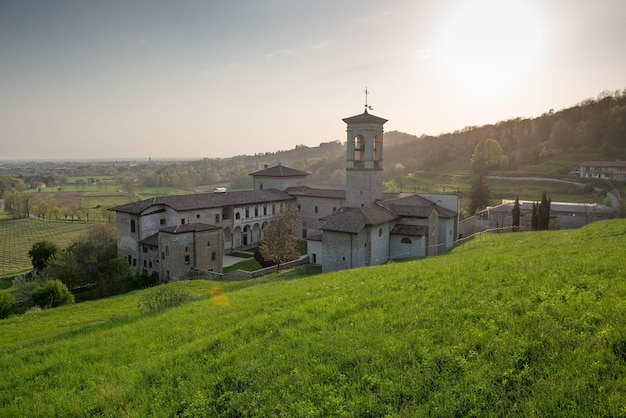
(2, 219), (625, 416)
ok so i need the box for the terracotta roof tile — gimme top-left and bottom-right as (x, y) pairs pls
(160, 223), (221, 234)
(249, 164), (309, 177)
(110, 189), (294, 215)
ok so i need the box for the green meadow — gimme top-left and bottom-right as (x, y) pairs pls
(1, 220), (625, 417)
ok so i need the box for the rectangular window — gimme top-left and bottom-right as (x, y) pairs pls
(160, 218), (165, 225)
(314, 206), (319, 214)
(181, 218), (186, 225)
(215, 214), (220, 223)
(184, 255), (190, 265)
(211, 252), (216, 261)
(196, 214), (201, 219)
(133, 258), (137, 267)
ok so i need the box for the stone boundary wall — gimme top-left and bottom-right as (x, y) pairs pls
(185, 255), (310, 281)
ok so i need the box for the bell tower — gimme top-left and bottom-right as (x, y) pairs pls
(343, 92), (387, 207)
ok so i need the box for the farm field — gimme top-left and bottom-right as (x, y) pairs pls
(0, 212), (91, 277)
(1, 220), (625, 416)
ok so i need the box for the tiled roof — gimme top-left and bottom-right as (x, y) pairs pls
(342, 110), (388, 125)
(380, 194), (457, 218)
(284, 186), (346, 199)
(249, 164), (309, 177)
(160, 223), (221, 234)
(320, 204), (397, 233)
(140, 233), (159, 246)
(110, 189), (295, 215)
(390, 224), (428, 236)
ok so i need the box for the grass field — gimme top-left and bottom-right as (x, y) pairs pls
(0, 212), (91, 278)
(1, 219), (625, 416)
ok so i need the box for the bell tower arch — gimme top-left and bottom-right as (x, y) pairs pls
(343, 107), (387, 207)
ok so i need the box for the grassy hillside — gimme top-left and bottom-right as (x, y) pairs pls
(1, 220), (625, 417)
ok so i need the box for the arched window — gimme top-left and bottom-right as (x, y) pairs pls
(354, 135), (365, 161)
(378, 228), (383, 237)
(130, 219), (136, 233)
(235, 212), (241, 220)
(401, 237), (412, 244)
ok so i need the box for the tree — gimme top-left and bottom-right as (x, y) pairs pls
(471, 138), (508, 171)
(68, 224), (117, 277)
(512, 197), (521, 232)
(467, 173), (492, 214)
(97, 258), (137, 298)
(31, 280), (74, 309)
(259, 203), (301, 271)
(538, 191), (551, 231)
(28, 240), (60, 273)
(0, 290), (15, 319)
(46, 251), (84, 290)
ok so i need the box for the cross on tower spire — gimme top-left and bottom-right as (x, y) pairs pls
(364, 86), (373, 112)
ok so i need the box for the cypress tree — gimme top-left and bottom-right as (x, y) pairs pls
(538, 191), (551, 230)
(512, 197), (521, 232)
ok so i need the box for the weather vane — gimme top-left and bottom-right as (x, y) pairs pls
(364, 86), (373, 112)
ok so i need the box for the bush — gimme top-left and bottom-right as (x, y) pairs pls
(137, 286), (192, 312)
(253, 250), (276, 268)
(31, 280), (75, 309)
(0, 290), (15, 318)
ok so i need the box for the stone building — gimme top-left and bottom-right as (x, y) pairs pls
(111, 106), (460, 278)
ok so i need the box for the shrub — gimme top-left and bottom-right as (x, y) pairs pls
(0, 290), (15, 318)
(137, 286), (192, 312)
(31, 279), (75, 309)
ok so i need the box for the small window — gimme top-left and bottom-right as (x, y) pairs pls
(263, 206), (267, 216)
(185, 246), (189, 252)
(314, 206), (319, 214)
(130, 219), (136, 233)
(128, 255), (132, 264)
(245, 208), (250, 218)
(196, 214), (201, 219)
(401, 237), (412, 244)
(143, 260), (147, 267)
(181, 218), (186, 225)
(184, 255), (190, 265)
(132, 258), (137, 267)
(207, 241), (211, 247)
(254, 207), (258, 217)
(160, 218), (165, 225)
(215, 214), (220, 223)
(211, 252), (216, 261)
(165, 246), (169, 256)
(236, 212), (241, 220)
(378, 228), (383, 237)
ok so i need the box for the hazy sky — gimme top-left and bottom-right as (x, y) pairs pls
(1, 0), (625, 160)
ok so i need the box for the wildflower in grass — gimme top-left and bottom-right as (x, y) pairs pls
(210, 285), (230, 307)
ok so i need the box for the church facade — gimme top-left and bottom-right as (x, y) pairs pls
(111, 108), (459, 279)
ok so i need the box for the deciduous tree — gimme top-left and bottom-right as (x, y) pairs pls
(28, 240), (60, 273)
(259, 203), (301, 271)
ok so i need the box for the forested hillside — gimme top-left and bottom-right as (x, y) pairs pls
(384, 89), (626, 175)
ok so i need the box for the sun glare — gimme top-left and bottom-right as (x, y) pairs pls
(438, 0), (545, 93)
